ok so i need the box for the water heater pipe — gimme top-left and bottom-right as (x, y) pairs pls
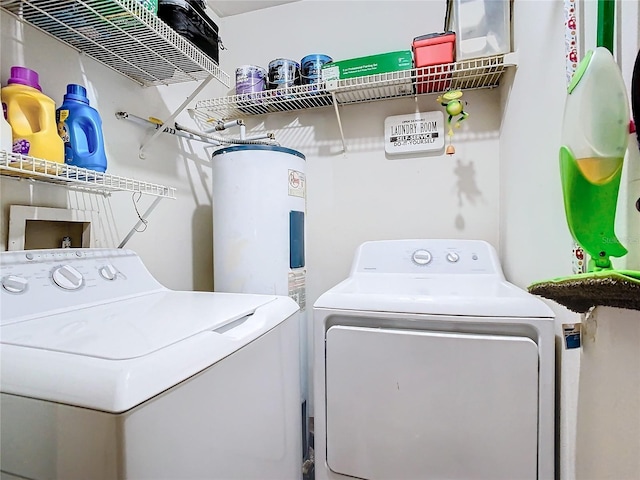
(174, 122), (277, 145)
(116, 112), (222, 146)
(200, 119), (248, 141)
(203, 119), (243, 132)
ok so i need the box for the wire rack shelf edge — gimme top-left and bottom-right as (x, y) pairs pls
(1, 150), (177, 198)
(194, 53), (517, 121)
(0, 0), (230, 88)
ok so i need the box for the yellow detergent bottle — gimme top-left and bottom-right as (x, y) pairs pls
(1, 66), (64, 163)
(1, 108), (12, 152)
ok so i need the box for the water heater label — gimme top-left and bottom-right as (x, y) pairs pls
(288, 169), (306, 198)
(288, 269), (306, 311)
(384, 111), (444, 155)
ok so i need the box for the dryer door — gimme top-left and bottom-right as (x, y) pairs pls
(325, 325), (539, 480)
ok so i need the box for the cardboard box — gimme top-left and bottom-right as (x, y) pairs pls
(322, 50), (413, 81)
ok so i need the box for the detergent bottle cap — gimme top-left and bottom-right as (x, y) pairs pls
(8, 66), (42, 91)
(64, 84), (89, 104)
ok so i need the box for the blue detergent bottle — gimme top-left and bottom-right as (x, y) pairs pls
(56, 84), (107, 172)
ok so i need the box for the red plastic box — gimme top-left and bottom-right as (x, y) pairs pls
(412, 32), (456, 93)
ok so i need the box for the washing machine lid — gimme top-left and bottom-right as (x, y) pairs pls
(0, 291), (299, 412)
(1, 291), (273, 359)
(314, 274), (554, 318)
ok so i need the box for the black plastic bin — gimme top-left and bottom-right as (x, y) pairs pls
(158, 0), (220, 64)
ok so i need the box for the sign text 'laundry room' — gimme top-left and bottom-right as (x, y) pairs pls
(384, 110), (445, 155)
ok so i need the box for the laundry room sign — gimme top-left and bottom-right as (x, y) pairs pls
(384, 110), (444, 155)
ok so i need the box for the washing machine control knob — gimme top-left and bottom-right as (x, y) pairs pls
(412, 249), (432, 265)
(52, 265), (83, 290)
(446, 252), (460, 263)
(99, 264), (118, 281)
(2, 275), (28, 294)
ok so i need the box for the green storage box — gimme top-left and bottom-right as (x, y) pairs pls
(322, 50), (413, 80)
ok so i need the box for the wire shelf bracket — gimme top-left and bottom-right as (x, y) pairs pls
(1, 150), (177, 248)
(138, 74), (215, 158)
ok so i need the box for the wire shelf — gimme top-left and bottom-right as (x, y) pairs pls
(1, 150), (177, 198)
(0, 0), (230, 87)
(195, 84), (335, 120)
(195, 55), (511, 120)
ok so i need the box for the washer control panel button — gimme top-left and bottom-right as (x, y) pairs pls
(52, 265), (84, 290)
(412, 249), (433, 265)
(2, 275), (28, 294)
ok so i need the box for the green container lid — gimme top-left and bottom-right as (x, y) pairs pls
(138, 0), (158, 14)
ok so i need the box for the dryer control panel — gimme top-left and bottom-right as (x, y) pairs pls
(350, 239), (503, 276)
(0, 249), (165, 325)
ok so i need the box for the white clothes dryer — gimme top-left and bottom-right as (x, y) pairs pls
(313, 239), (555, 480)
(0, 248), (302, 480)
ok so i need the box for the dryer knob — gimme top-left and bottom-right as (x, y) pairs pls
(412, 249), (432, 265)
(2, 275), (28, 294)
(52, 265), (83, 290)
(446, 252), (460, 263)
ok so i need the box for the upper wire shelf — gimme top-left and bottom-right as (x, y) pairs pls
(0, 0), (230, 88)
(195, 54), (514, 120)
(0, 150), (177, 198)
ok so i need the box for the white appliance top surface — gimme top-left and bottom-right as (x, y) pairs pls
(314, 239), (554, 318)
(0, 248), (300, 412)
(1, 291), (274, 359)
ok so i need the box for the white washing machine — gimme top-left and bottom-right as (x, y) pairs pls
(0, 248), (302, 480)
(313, 239), (555, 480)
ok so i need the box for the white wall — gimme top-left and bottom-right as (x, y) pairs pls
(218, 0), (502, 309)
(2, 0), (640, 478)
(574, 1), (640, 477)
(501, 1), (640, 479)
(1, 0), (501, 298)
(575, 307), (640, 479)
(499, 2), (580, 478)
(218, 1), (502, 426)
(1, 8), (228, 291)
